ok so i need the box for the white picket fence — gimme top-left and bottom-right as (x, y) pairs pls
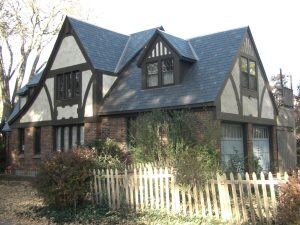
(91, 164), (295, 224)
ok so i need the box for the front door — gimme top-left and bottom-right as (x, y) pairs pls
(253, 126), (270, 171)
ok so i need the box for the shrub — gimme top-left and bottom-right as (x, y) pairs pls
(129, 109), (221, 186)
(35, 147), (97, 208)
(85, 138), (131, 170)
(276, 172), (300, 225)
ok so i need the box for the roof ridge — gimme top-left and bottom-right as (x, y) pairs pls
(67, 16), (129, 38)
(115, 35), (132, 73)
(188, 26), (248, 41)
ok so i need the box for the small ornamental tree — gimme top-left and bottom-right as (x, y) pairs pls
(35, 147), (97, 208)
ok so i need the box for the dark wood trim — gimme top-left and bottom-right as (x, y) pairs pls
(43, 84), (54, 120)
(93, 71), (102, 114)
(258, 85), (267, 117)
(81, 73), (94, 117)
(219, 112), (276, 125)
(48, 63), (89, 77)
(99, 102), (215, 116)
(8, 17), (95, 126)
(241, 88), (258, 98)
(137, 30), (196, 67)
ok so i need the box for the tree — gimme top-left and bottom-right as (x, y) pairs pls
(0, 0), (85, 126)
(271, 69), (290, 107)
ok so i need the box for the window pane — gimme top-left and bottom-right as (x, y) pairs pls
(65, 73), (72, 98)
(162, 59), (174, 85)
(249, 76), (257, 90)
(34, 127), (41, 155)
(249, 61), (256, 76)
(80, 126), (84, 145)
(147, 62), (158, 75)
(74, 71), (80, 97)
(241, 57), (248, 73)
(64, 127), (69, 151)
(72, 126), (77, 148)
(56, 127), (61, 151)
(241, 73), (249, 88)
(147, 74), (158, 87)
(57, 74), (64, 99)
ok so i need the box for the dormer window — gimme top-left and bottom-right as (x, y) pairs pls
(146, 58), (174, 88)
(146, 62), (159, 87)
(162, 58), (174, 85)
(241, 56), (257, 91)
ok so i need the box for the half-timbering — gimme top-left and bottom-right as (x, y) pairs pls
(3, 17), (296, 175)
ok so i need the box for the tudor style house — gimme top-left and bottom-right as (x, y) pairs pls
(3, 17), (297, 175)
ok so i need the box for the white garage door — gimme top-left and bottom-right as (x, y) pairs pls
(221, 123), (244, 170)
(253, 126), (270, 171)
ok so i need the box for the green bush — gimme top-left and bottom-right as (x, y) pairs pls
(85, 138), (131, 170)
(276, 173), (300, 225)
(35, 147), (97, 208)
(129, 109), (221, 186)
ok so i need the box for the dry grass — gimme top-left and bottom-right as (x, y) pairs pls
(0, 178), (48, 225)
(0, 176), (225, 225)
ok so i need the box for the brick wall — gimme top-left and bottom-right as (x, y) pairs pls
(8, 126), (53, 175)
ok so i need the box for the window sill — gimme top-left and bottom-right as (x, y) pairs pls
(32, 155), (41, 159)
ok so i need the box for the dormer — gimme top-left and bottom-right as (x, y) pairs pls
(137, 30), (197, 89)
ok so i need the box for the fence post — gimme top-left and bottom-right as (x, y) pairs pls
(229, 173), (239, 223)
(106, 169), (111, 209)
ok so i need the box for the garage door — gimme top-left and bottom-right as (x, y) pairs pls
(221, 123), (244, 170)
(253, 126), (270, 171)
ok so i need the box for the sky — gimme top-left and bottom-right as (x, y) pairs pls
(73, 0), (300, 91)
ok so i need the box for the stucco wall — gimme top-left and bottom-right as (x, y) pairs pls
(51, 35), (86, 70)
(57, 105), (78, 119)
(103, 74), (117, 97)
(221, 79), (238, 114)
(20, 88), (51, 123)
(243, 96), (258, 117)
(45, 78), (54, 109)
(261, 91), (274, 119)
(81, 70), (93, 117)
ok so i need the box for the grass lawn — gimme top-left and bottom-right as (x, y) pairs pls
(0, 176), (226, 225)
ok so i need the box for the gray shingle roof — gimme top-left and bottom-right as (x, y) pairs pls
(159, 30), (197, 61)
(68, 17), (129, 73)
(17, 70), (43, 95)
(115, 28), (159, 72)
(100, 27), (247, 113)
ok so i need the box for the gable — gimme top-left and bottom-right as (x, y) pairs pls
(219, 30), (276, 122)
(51, 35), (86, 70)
(146, 37), (173, 59)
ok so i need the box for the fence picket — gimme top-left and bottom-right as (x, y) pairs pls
(199, 188), (206, 217)
(106, 169), (111, 209)
(210, 179), (219, 219)
(269, 172), (276, 213)
(154, 167), (159, 209)
(237, 173), (247, 222)
(149, 166), (154, 209)
(245, 172), (256, 225)
(159, 168), (164, 209)
(205, 183), (212, 218)
(253, 172), (263, 222)
(92, 165), (288, 223)
(115, 169), (120, 209)
(187, 186), (193, 215)
(230, 173), (240, 223)
(193, 185), (199, 216)
(134, 168), (139, 210)
(144, 167), (149, 208)
(165, 167), (170, 211)
(261, 172), (270, 224)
